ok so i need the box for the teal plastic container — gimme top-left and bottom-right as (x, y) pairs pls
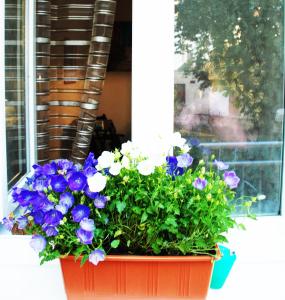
(210, 245), (236, 289)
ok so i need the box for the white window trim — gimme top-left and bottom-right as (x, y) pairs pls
(0, 0), (36, 219)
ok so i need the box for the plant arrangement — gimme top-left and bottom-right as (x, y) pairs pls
(1, 133), (260, 266)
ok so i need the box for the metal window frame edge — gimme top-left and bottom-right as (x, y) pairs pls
(0, 1), (8, 220)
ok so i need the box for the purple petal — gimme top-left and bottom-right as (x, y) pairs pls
(50, 175), (67, 193)
(68, 172), (87, 191)
(76, 228), (94, 245)
(17, 216), (28, 230)
(31, 210), (45, 225)
(2, 217), (14, 231)
(80, 218), (95, 232)
(177, 153), (193, 168)
(193, 178), (207, 190)
(43, 225), (59, 237)
(89, 249), (105, 266)
(71, 205), (90, 222)
(224, 171), (240, 189)
(94, 195), (107, 209)
(55, 203), (69, 215)
(59, 192), (74, 209)
(214, 159), (229, 171)
(43, 209), (63, 226)
(30, 235), (46, 253)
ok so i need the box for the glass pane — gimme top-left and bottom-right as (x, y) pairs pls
(5, 0), (26, 189)
(174, 0), (284, 215)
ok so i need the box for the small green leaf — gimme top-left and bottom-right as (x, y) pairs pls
(141, 211), (148, 223)
(127, 240), (131, 247)
(114, 229), (123, 238)
(80, 254), (89, 267)
(132, 206), (142, 214)
(111, 239), (120, 248)
(116, 201), (126, 214)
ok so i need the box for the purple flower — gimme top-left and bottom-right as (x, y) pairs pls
(30, 235), (46, 253)
(166, 156), (184, 177)
(32, 176), (49, 192)
(43, 225), (58, 237)
(41, 199), (54, 212)
(55, 203), (69, 215)
(43, 209), (63, 226)
(76, 228), (94, 244)
(83, 166), (97, 178)
(84, 186), (99, 199)
(42, 162), (57, 176)
(16, 190), (37, 207)
(214, 159), (229, 171)
(50, 175), (67, 193)
(17, 216), (28, 230)
(2, 217), (14, 231)
(80, 218), (95, 232)
(30, 192), (51, 211)
(11, 187), (23, 203)
(177, 153), (193, 168)
(57, 159), (74, 172)
(84, 153), (98, 169)
(193, 178), (207, 190)
(68, 172), (87, 191)
(32, 164), (44, 176)
(59, 192), (74, 209)
(71, 205), (90, 222)
(89, 249), (105, 266)
(94, 194), (107, 209)
(224, 171), (240, 189)
(31, 210), (45, 225)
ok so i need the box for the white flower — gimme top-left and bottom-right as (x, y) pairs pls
(121, 141), (134, 155)
(109, 162), (122, 176)
(170, 132), (187, 148)
(181, 143), (190, 153)
(121, 156), (130, 169)
(137, 160), (155, 176)
(87, 173), (107, 193)
(97, 151), (115, 170)
(120, 141), (141, 159)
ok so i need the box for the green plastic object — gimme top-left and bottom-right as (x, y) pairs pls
(210, 245), (236, 289)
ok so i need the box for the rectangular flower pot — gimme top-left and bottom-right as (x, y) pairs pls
(60, 253), (218, 300)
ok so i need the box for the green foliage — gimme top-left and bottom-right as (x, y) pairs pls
(100, 161), (245, 256)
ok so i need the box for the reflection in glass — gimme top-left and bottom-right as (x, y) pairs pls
(5, 0), (27, 188)
(175, 0), (284, 215)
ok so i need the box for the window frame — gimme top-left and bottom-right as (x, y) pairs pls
(0, 0), (37, 219)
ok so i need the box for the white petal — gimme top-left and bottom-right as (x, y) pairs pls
(109, 162), (122, 176)
(137, 160), (155, 176)
(97, 151), (115, 169)
(87, 173), (107, 192)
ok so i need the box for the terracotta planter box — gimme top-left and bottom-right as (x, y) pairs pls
(60, 253), (218, 300)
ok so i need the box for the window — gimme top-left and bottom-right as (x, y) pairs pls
(5, 1), (27, 189)
(174, 0), (284, 215)
(0, 0), (36, 219)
